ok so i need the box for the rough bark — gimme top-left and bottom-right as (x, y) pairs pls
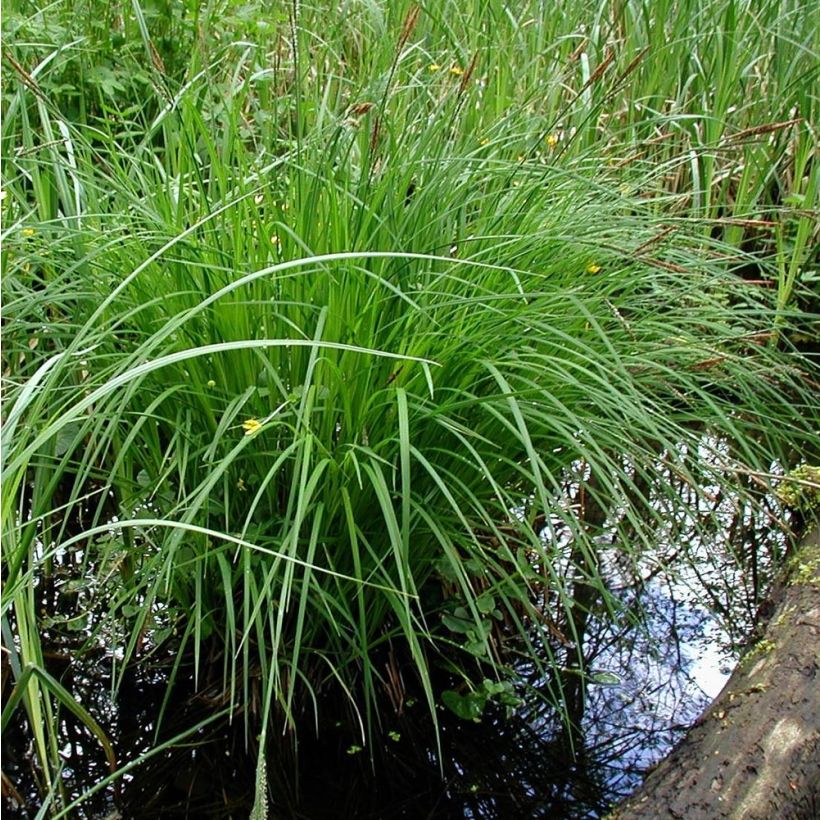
(613, 526), (820, 820)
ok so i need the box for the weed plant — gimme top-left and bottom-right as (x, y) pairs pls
(1, 0), (818, 813)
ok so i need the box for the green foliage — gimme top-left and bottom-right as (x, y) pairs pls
(1, 0), (818, 812)
(442, 679), (522, 722)
(777, 465), (820, 512)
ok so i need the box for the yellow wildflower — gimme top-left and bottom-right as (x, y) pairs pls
(586, 263), (602, 274)
(546, 134), (559, 148)
(22, 227), (36, 237)
(449, 65), (464, 76)
(237, 477), (246, 491)
(428, 63), (441, 72)
(479, 138), (490, 145)
(242, 418), (262, 436)
(207, 379), (216, 389)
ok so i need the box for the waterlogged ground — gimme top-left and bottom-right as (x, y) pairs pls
(3, 520), (774, 820)
(3, 452), (790, 818)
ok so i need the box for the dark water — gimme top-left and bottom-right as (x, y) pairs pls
(2, 483), (790, 819)
(1, 564), (742, 819)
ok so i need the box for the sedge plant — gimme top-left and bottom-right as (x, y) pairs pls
(1, 0), (818, 813)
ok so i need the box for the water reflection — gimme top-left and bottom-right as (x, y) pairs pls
(2, 558), (745, 819)
(2, 481), (793, 818)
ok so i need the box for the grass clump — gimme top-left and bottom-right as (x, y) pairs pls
(1, 0), (818, 813)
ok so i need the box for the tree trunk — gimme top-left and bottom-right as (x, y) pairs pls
(613, 526), (820, 820)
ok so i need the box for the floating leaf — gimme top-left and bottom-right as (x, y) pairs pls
(476, 594), (496, 614)
(464, 640), (487, 657)
(441, 614), (473, 634)
(589, 670), (622, 686)
(441, 689), (485, 722)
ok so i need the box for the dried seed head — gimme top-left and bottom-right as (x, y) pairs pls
(457, 52), (479, 95)
(350, 102), (375, 116)
(370, 116), (382, 153)
(398, 6), (421, 52)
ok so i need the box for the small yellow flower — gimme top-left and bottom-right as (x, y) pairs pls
(546, 134), (559, 148)
(207, 379), (216, 388)
(22, 227), (36, 237)
(237, 477), (246, 491)
(479, 137), (490, 145)
(586, 263), (602, 274)
(242, 418), (262, 436)
(428, 63), (441, 72)
(449, 65), (464, 76)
